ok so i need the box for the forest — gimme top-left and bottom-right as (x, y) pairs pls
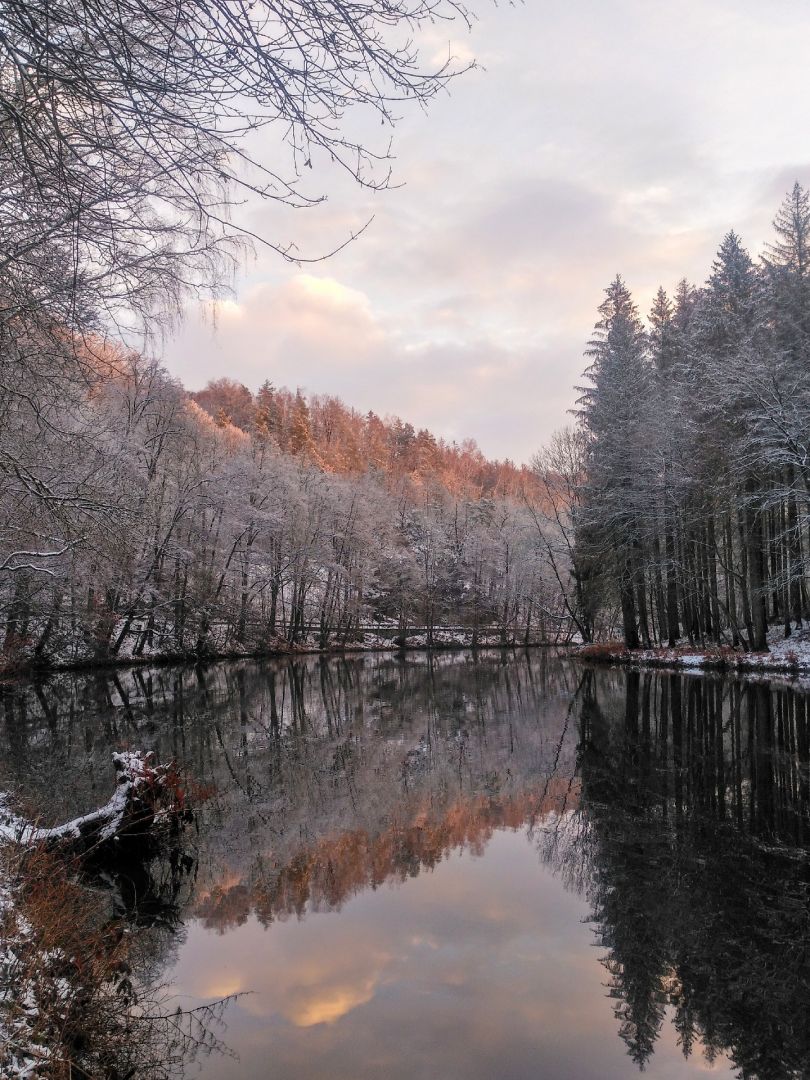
(7, 1), (810, 1078)
(3, 0), (810, 670)
(6, 186), (810, 667)
(0, 353), (570, 669)
(6, 184), (810, 668)
(574, 183), (810, 651)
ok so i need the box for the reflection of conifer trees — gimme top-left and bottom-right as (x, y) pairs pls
(576, 669), (810, 1077)
(579, 672), (670, 1067)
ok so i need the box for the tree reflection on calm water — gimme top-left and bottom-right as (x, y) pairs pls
(565, 668), (810, 1079)
(2, 653), (809, 1077)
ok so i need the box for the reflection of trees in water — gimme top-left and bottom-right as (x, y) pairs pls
(0, 650), (582, 907)
(1, 651), (585, 1076)
(185, 651), (582, 927)
(565, 668), (810, 1079)
(195, 780), (580, 930)
(13, 655), (810, 1076)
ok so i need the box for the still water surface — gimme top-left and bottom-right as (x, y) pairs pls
(3, 650), (809, 1078)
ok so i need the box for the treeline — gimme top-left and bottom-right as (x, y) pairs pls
(572, 182), (810, 649)
(191, 379), (536, 499)
(1, 353), (568, 670)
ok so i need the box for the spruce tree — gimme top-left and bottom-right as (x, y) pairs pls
(577, 277), (653, 648)
(648, 288), (681, 645)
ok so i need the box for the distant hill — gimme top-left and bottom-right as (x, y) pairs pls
(189, 378), (539, 501)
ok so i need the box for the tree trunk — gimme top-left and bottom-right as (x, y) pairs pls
(745, 480), (769, 651)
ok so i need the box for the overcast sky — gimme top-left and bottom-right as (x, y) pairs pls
(163, 0), (810, 464)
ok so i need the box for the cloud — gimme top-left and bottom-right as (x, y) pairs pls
(162, 0), (810, 462)
(169, 269), (582, 460)
(231, 275), (384, 366)
(287, 976), (379, 1028)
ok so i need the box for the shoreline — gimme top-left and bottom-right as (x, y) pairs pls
(575, 641), (810, 677)
(0, 636), (571, 683)
(8, 636), (810, 684)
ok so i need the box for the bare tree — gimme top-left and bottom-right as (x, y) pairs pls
(0, 0), (473, 340)
(0, 0), (476, 605)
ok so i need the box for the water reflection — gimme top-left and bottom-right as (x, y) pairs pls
(2, 654), (809, 1077)
(172, 832), (731, 1080)
(571, 669), (810, 1079)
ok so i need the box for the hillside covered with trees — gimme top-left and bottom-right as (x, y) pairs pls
(0, 358), (570, 670)
(190, 379), (537, 498)
(0, 0), (579, 673)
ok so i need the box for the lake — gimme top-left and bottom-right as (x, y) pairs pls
(2, 650), (809, 1078)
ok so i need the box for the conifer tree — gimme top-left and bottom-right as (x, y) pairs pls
(577, 277), (653, 648)
(763, 182), (810, 367)
(648, 288), (681, 645)
(697, 232), (768, 648)
(288, 390), (319, 462)
(762, 183), (810, 627)
(570, 187), (810, 651)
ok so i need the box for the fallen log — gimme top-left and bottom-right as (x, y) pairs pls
(0, 751), (190, 860)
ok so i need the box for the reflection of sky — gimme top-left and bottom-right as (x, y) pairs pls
(169, 830), (734, 1079)
(163, 1), (810, 462)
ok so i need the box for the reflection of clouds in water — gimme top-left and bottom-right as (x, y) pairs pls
(286, 976), (379, 1027)
(169, 830), (735, 1080)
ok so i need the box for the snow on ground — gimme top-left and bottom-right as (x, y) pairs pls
(579, 624), (810, 675)
(0, 751), (172, 1077)
(0, 751), (162, 847)
(0, 861), (52, 1078)
(764, 625), (810, 667)
(2, 620), (570, 675)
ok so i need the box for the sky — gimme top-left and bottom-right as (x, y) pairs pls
(163, 0), (810, 464)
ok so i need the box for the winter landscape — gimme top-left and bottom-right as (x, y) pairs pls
(3, 0), (810, 1077)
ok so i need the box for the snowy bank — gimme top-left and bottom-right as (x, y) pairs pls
(0, 623), (567, 679)
(0, 752), (194, 1076)
(0, 751), (189, 857)
(577, 626), (810, 676)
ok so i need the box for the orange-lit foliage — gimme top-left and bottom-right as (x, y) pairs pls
(190, 379), (542, 499)
(191, 377), (257, 431)
(194, 778), (579, 932)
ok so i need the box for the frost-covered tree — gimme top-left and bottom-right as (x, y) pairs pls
(567, 184), (810, 650)
(0, 0), (478, 627)
(576, 276), (654, 648)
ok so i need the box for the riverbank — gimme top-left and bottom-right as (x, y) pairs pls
(0, 754), (203, 1078)
(0, 628), (570, 682)
(577, 626), (810, 676)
